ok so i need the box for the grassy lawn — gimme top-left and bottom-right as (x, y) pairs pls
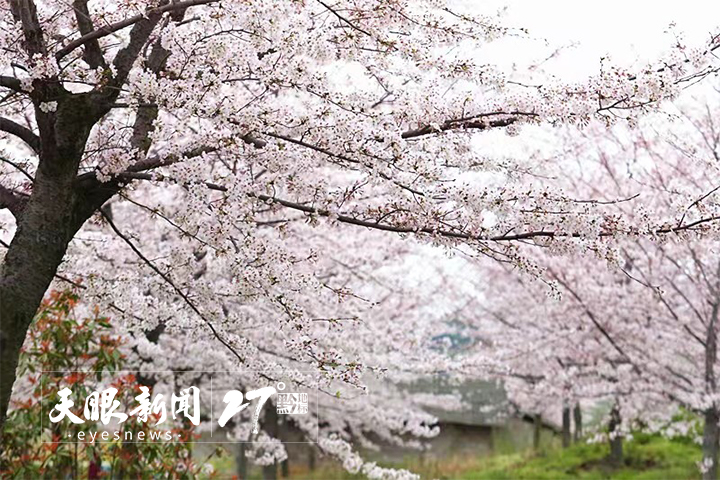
(207, 433), (703, 479)
(458, 434), (702, 480)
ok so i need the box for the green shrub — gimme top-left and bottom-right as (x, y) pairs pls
(0, 290), (219, 479)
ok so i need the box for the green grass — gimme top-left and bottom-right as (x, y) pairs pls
(459, 434), (702, 480)
(205, 433), (703, 479)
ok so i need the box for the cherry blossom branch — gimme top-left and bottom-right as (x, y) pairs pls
(264, 132), (426, 196)
(45, 267), (148, 324)
(627, 33), (720, 82)
(401, 114), (528, 139)
(55, 0), (220, 62)
(0, 155), (34, 182)
(401, 38), (720, 139)
(0, 184), (27, 217)
(9, 0), (47, 57)
(112, 171), (720, 243)
(316, 0), (373, 38)
(0, 117), (41, 154)
(256, 193), (720, 242)
(71, 0), (107, 69)
(0, 76), (21, 92)
(551, 272), (638, 371)
(620, 258), (707, 348)
(678, 183), (720, 227)
(98, 208), (247, 365)
(74, 146), (217, 188)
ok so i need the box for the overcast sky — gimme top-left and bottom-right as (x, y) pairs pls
(496, 1), (720, 78)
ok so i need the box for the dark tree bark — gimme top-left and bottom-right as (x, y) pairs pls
(280, 456), (289, 478)
(608, 404), (623, 468)
(71, 0), (107, 69)
(704, 407), (719, 480)
(279, 416), (290, 477)
(236, 442), (249, 479)
(533, 413), (542, 451)
(573, 403), (582, 443)
(0, 0), (182, 435)
(308, 444), (316, 472)
(703, 301), (719, 480)
(562, 405), (571, 448)
(262, 404), (279, 480)
(0, 91), (112, 432)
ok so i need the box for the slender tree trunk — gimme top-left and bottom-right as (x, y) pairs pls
(573, 403), (582, 443)
(279, 417), (289, 477)
(703, 407), (719, 480)
(562, 404), (571, 448)
(308, 444), (316, 472)
(262, 402), (279, 480)
(703, 301), (719, 480)
(281, 456), (290, 477)
(236, 443), (248, 479)
(533, 413), (542, 451)
(608, 404), (623, 468)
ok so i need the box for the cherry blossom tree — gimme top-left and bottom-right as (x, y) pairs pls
(116, 233), (468, 478)
(448, 90), (720, 478)
(579, 99), (720, 479)
(1, 1), (719, 457)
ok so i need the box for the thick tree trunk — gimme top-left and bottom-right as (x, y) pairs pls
(1, 0), (169, 437)
(0, 163), (83, 431)
(0, 93), (113, 433)
(573, 403), (582, 443)
(562, 405), (571, 448)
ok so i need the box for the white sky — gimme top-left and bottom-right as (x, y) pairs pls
(411, 1), (720, 296)
(467, 0), (720, 80)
